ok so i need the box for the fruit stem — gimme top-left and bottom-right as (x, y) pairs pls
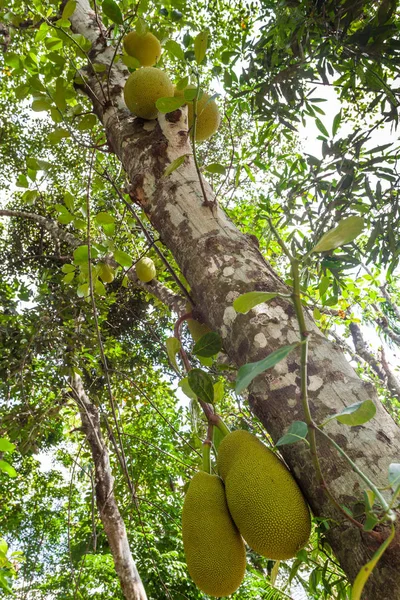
(214, 416), (231, 438)
(202, 423), (213, 474)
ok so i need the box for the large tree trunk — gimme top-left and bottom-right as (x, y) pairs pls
(69, 2), (400, 596)
(70, 373), (148, 600)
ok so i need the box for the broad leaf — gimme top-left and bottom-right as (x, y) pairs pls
(236, 343), (300, 394)
(166, 337), (181, 371)
(156, 96), (186, 113)
(164, 40), (185, 61)
(194, 30), (209, 64)
(323, 400), (377, 427)
(0, 438), (15, 453)
(192, 332), (222, 357)
(95, 211), (115, 225)
(163, 155), (187, 177)
(114, 250), (132, 268)
(62, 0), (77, 19)
(312, 216), (365, 252)
(233, 291), (279, 314)
(178, 377), (197, 401)
(102, 0), (123, 24)
(276, 421), (308, 447)
(0, 459), (17, 478)
(188, 368), (214, 404)
(205, 163), (226, 175)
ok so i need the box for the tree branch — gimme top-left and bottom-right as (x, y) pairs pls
(70, 372), (148, 600)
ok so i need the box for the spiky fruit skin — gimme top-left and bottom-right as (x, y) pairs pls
(135, 257), (156, 282)
(217, 430), (311, 560)
(182, 472), (246, 597)
(175, 87), (220, 141)
(123, 31), (161, 67)
(124, 68), (174, 119)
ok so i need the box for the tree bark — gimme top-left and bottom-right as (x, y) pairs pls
(69, 2), (400, 597)
(70, 373), (148, 600)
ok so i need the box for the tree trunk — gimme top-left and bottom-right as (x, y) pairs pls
(70, 373), (148, 600)
(69, 2), (400, 596)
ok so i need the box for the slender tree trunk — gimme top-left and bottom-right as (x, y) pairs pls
(70, 373), (148, 600)
(69, 2), (400, 596)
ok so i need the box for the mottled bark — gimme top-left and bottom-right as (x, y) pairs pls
(68, 2), (400, 597)
(70, 373), (148, 600)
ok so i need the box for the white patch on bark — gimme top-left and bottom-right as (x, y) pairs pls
(223, 266), (235, 277)
(223, 306), (237, 327)
(254, 332), (267, 348)
(309, 375), (324, 391)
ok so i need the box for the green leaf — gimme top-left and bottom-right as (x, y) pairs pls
(102, 0), (123, 24)
(184, 87), (199, 102)
(204, 163), (226, 175)
(276, 421), (308, 447)
(0, 538), (8, 554)
(73, 245), (90, 265)
(236, 343), (300, 394)
(62, 0), (77, 19)
(178, 376), (197, 401)
(63, 272), (75, 284)
(323, 400), (376, 427)
(351, 525), (395, 600)
(193, 332), (222, 357)
(114, 249), (132, 268)
(61, 263), (76, 273)
(0, 459), (17, 478)
(0, 438), (15, 453)
(175, 76), (189, 91)
(187, 368), (214, 404)
(332, 110), (342, 136)
(164, 40), (185, 61)
(163, 155), (187, 177)
(312, 216), (365, 252)
(315, 117), (329, 138)
(64, 191), (75, 211)
(233, 291), (279, 314)
(32, 98), (51, 112)
(77, 283), (89, 298)
(166, 337), (181, 372)
(122, 55), (141, 69)
(77, 114), (97, 130)
(48, 128), (70, 144)
(95, 211), (115, 225)
(135, 17), (147, 35)
(194, 30), (209, 64)
(155, 96), (186, 113)
(213, 380), (224, 404)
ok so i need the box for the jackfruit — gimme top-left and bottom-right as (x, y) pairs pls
(217, 430), (311, 560)
(182, 471), (246, 597)
(124, 67), (174, 119)
(135, 257), (156, 282)
(123, 31), (161, 67)
(175, 86), (220, 141)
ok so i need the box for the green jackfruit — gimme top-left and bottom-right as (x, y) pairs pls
(175, 86), (220, 142)
(123, 31), (161, 67)
(182, 471), (246, 597)
(217, 430), (311, 560)
(124, 67), (174, 119)
(135, 257), (156, 282)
